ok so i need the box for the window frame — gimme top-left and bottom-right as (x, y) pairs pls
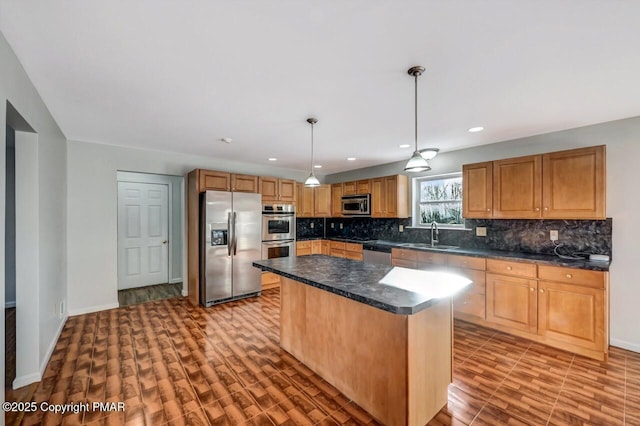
(411, 172), (465, 229)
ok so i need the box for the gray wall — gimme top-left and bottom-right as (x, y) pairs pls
(4, 125), (15, 306)
(327, 116), (640, 353)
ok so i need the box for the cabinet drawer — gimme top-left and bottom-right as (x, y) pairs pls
(391, 248), (417, 261)
(487, 259), (537, 278)
(416, 251), (449, 265)
(448, 255), (486, 271)
(345, 251), (363, 261)
(538, 265), (605, 289)
(330, 241), (346, 250)
(331, 249), (346, 258)
(453, 292), (486, 319)
(345, 242), (363, 253)
(392, 258), (417, 268)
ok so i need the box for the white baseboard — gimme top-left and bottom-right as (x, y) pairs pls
(610, 338), (640, 354)
(68, 302), (119, 316)
(170, 278), (183, 284)
(13, 371), (41, 389)
(5, 300), (16, 308)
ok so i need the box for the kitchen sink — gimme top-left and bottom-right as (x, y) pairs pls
(400, 243), (459, 250)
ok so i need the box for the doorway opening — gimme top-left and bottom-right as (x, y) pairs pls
(116, 171), (184, 307)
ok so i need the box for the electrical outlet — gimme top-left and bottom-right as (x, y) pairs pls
(399, 225), (404, 232)
(330, 222), (334, 229)
(550, 230), (559, 241)
(339, 223), (343, 230)
(310, 222), (315, 229)
(59, 301), (65, 319)
(476, 227), (487, 237)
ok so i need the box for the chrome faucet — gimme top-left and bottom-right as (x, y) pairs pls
(430, 221), (439, 247)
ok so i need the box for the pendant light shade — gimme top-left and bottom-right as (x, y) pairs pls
(304, 117), (321, 187)
(404, 66), (433, 173)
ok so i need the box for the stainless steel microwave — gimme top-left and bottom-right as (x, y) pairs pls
(341, 194), (371, 216)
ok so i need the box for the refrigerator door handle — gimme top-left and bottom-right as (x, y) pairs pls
(233, 211), (238, 255)
(227, 212), (232, 256)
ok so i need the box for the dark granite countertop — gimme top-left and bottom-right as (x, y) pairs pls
(295, 237), (610, 271)
(253, 255), (471, 315)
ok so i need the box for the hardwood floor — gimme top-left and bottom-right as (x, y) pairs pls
(118, 282), (183, 307)
(5, 288), (640, 425)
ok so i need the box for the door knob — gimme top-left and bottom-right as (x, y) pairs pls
(163, 240), (168, 244)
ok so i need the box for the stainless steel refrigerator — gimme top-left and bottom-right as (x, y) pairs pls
(200, 190), (262, 306)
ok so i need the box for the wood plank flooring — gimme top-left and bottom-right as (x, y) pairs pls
(5, 288), (640, 425)
(118, 282), (183, 307)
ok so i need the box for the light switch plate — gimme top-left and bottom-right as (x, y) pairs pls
(476, 227), (487, 237)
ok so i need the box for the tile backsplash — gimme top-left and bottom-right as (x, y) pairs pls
(297, 217), (612, 257)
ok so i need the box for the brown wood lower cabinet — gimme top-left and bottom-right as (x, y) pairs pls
(261, 272), (281, 290)
(486, 272), (538, 333)
(392, 249), (609, 360)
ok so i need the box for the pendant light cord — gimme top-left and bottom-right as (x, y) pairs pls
(310, 121), (314, 172)
(414, 73), (418, 151)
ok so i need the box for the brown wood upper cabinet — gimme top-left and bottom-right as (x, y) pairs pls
(198, 170), (259, 193)
(462, 161), (493, 219)
(372, 175), (409, 218)
(260, 177), (296, 203)
(331, 183), (343, 217)
(296, 183), (331, 217)
(463, 145), (606, 220)
(342, 179), (371, 196)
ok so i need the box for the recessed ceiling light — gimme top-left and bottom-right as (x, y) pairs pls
(314, 165), (322, 169)
(221, 137), (233, 143)
(268, 158), (277, 161)
(468, 126), (484, 133)
(347, 157), (356, 161)
(399, 144), (411, 148)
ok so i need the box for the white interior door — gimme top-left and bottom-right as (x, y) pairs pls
(118, 182), (169, 289)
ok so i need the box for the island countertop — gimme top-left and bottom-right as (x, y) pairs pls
(253, 255), (470, 315)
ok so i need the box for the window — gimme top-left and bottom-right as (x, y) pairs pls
(412, 173), (464, 228)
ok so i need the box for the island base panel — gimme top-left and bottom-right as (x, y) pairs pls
(280, 277), (451, 426)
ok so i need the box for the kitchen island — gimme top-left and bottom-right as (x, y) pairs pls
(253, 255), (471, 426)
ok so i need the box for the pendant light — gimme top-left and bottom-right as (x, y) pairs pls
(404, 66), (432, 173)
(304, 117), (321, 187)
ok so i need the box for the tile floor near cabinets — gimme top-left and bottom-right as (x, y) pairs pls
(6, 288), (640, 425)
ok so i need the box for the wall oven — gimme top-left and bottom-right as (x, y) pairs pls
(261, 239), (295, 260)
(341, 194), (371, 216)
(261, 204), (295, 241)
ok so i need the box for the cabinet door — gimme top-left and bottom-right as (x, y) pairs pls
(486, 273), (538, 333)
(452, 268), (486, 320)
(321, 240), (330, 255)
(542, 145), (605, 219)
(538, 280), (606, 351)
(296, 183), (314, 217)
(331, 184), (343, 217)
(357, 179), (371, 194)
(493, 155), (542, 218)
(384, 176), (398, 218)
(311, 240), (323, 254)
(261, 272), (281, 289)
(231, 174), (258, 193)
(314, 184), (332, 217)
(259, 177), (278, 202)
(296, 241), (312, 256)
(371, 178), (385, 217)
(279, 179), (296, 203)
(343, 181), (357, 196)
(200, 170), (231, 191)
(462, 162), (493, 218)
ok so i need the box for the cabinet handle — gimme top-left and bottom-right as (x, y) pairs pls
(506, 266), (512, 271)
(487, 208), (491, 212)
(530, 287), (535, 292)
(544, 207), (548, 211)
(539, 289), (545, 294)
(535, 207), (540, 211)
(565, 274), (572, 279)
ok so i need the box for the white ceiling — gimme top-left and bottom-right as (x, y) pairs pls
(2, 1), (640, 174)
